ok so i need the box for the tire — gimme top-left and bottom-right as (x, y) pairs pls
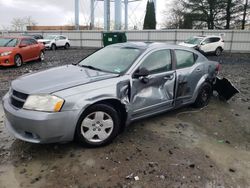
(75, 104), (121, 147)
(51, 44), (56, 51)
(39, 51), (45, 61)
(14, 55), (22, 67)
(215, 47), (222, 56)
(64, 43), (70, 50)
(193, 82), (212, 108)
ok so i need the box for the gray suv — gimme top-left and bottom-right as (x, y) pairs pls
(3, 42), (220, 147)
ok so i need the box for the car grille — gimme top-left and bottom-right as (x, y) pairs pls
(10, 89), (28, 109)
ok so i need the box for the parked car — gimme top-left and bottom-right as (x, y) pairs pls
(3, 42), (228, 147)
(38, 35), (70, 50)
(22, 34), (43, 40)
(0, 36), (45, 67)
(179, 35), (225, 56)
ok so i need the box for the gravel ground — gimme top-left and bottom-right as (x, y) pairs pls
(0, 49), (250, 188)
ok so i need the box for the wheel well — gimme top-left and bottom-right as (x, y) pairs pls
(217, 46), (223, 50)
(15, 54), (22, 61)
(87, 99), (127, 133)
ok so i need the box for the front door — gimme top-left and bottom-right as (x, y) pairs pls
(130, 49), (176, 119)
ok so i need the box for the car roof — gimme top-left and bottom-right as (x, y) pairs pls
(194, 35), (222, 38)
(110, 42), (198, 52)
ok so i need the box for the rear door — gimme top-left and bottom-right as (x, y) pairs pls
(19, 39), (31, 61)
(174, 49), (204, 105)
(130, 49), (176, 119)
(28, 38), (40, 59)
(200, 37), (220, 52)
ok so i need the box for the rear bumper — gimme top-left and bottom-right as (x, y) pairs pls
(2, 93), (80, 143)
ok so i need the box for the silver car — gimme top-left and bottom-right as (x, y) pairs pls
(2, 42), (221, 147)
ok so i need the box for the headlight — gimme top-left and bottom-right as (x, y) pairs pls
(23, 94), (64, 112)
(0, 51), (12, 57)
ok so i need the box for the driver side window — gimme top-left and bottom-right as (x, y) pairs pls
(140, 50), (172, 74)
(20, 39), (30, 46)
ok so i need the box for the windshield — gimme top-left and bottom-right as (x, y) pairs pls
(0, 38), (18, 47)
(44, 35), (56, 40)
(185, 37), (203, 45)
(78, 47), (142, 74)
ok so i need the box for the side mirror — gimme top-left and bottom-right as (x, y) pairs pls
(19, 44), (27, 48)
(133, 67), (149, 78)
(201, 42), (205, 45)
(133, 67), (150, 83)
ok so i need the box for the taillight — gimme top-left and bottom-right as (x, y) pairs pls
(216, 63), (221, 72)
(221, 40), (225, 42)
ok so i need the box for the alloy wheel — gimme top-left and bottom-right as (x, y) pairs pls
(80, 111), (114, 143)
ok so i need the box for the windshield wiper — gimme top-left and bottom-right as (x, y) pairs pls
(78, 64), (104, 72)
(4, 39), (15, 47)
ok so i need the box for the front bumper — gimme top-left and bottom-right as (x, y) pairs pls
(2, 94), (80, 143)
(44, 44), (51, 49)
(0, 55), (15, 66)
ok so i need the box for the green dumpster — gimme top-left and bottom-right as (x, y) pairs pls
(102, 32), (127, 47)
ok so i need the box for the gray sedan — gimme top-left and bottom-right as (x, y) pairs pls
(3, 42), (221, 147)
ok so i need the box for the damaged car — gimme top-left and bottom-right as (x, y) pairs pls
(2, 42), (238, 147)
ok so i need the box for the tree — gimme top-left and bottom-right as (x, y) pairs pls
(163, 0), (185, 29)
(11, 16), (37, 31)
(242, 0), (249, 29)
(182, 0), (226, 29)
(143, 0), (156, 29)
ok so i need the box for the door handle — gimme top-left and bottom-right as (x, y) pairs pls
(164, 75), (174, 80)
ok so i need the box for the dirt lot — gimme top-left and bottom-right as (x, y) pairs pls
(0, 49), (250, 188)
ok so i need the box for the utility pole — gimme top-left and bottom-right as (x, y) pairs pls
(104, 0), (110, 31)
(90, 0), (95, 29)
(75, 0), (80, 30)
(124, 0), (128, 30)
(115, 0), (122, 30)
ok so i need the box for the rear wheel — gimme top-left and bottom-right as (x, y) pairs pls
(14, 55), (22, 67)
(39, 51), (45, 61)
(193, 82), (212, 108)
(75, 104), (121, 147)
(215, 47), (222, 56)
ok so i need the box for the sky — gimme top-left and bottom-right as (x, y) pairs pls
(0, 0), (169, 30)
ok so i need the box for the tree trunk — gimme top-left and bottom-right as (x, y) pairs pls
(226, 0), (232, 29)
(242, 0), (248, 30)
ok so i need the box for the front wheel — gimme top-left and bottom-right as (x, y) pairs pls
(51, 44), (56, 51)
(64, 43), (70, 50)
(75, 104), (121, 147)
(193, 82), (212, 108)
(14, 55), (22, 67)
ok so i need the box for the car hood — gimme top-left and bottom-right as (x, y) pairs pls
(37, 39), (51, 43)
(0, 47), (15, 53)
(11, 65), (118, 94)
(179, 42), (197, 48)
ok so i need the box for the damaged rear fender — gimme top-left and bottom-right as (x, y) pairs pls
(213, 77), (239, 101)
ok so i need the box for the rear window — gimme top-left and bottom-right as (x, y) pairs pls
(175, 50), (195, 69)
(210, 37), (220, 42)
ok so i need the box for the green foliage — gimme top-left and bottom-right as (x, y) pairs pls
(164, 0), (249, 29)
(143, 0), (156, 29)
